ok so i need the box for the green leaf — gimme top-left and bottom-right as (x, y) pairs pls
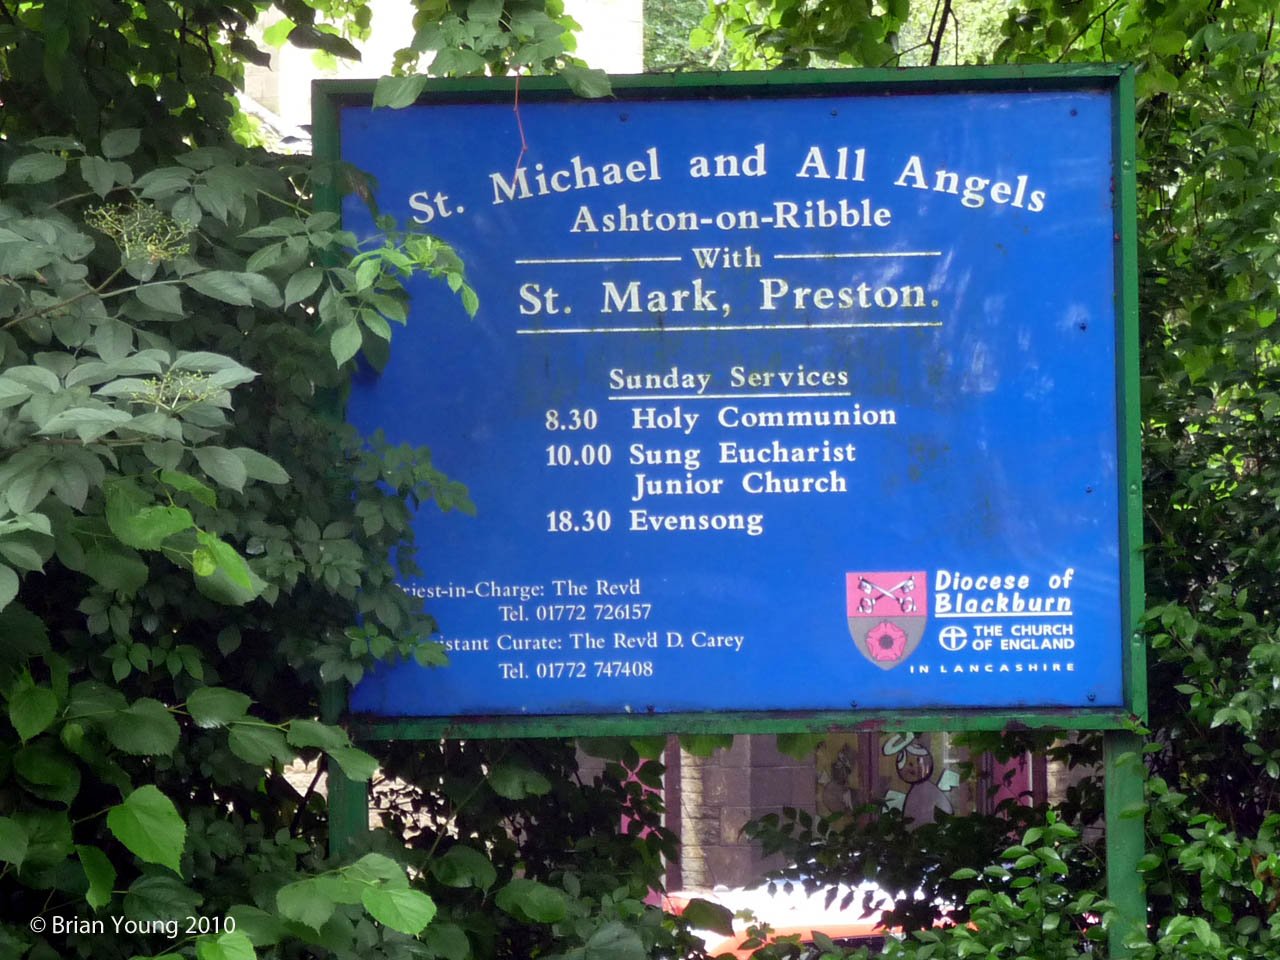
(232, 447), (289, 484)
(287, 718), (349, 751)
(14, 740), (81, 804)
(577, 737), (630, 761)
(193, 556), (265, 605)
(413, 640), (449, 667)
(330, 322), (363, 365)
(37, 406), (134, 443)
(194, 531), (252, 590)
(349, 852), (407, 886)
(245, 240), (282, 273)
(0, 537), (44, 572)
(9, 682), (58, 741)
(1151, 29), (1187, 56)
(423, 921), (470, 960)
(488, 761), (552, 799)
(263, 17), (295, 47)
(28, 135), (83, 151)
(430, 844), (497, 891)
(0, 563), (17, 610)
(66, 680), (127, 722)
(361, 885), (437, 935)
(227, 905), (284, 947)
(239, 271), (281, 307)
(160, 469), (217, 507)
(328, 745), (378, 781)
(277, 878), (335, 931)
(195, 446), (249, 492)
(106, 697), (181, 755)
(13, 808), (72, 866)
(101, 128), (142, 158)
(560, 65), (611, 99)
(584, 920), (645, 960)
(192, 548), (217, 576)
(681, 898), (736, 937)
(355, 259), (380, 292)
(123, 504), (195, 548)
(460, 284), (479, 317)
(0, 376), (34, 409)
(107, 785), (187, 874)
(80, 155), (117, 197)
(83, 545), (149, 594)
(494, 878), (567, 923)
(217, 626), (242, 656)
(134, 166), (192, 198)
(173, 194), (202, 229)
(679, 733), (734, 757)
(124, 871), (203, 920)
(284, 266), (324, 304)
(106, 480), (194, 549)
(195, 931), (257, 960)
(0, 816), (29, 867)
(77, 844), (118, 910)
(7, 153), (67, 184)
(171, 351), (254, 374)
(373, 75), (429, 109)
(228, 723), (293, 766)
(136, 283), (185, 315)
(186, 686), (252, 728)
(186, 271), (254, 306)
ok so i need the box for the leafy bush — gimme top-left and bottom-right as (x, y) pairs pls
(700, 2), (1280, 958)
(0, 3), (683, 959)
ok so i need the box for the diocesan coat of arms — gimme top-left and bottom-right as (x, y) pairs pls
(847, 571), (928, 670)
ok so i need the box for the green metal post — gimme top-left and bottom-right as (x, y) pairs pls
(322, 682), (368, 859)
(1104, 729), (1146, 958)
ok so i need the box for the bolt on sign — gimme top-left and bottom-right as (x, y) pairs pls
(317, 65), (1144, 737)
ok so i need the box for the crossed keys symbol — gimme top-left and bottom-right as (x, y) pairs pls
(857, 575), (918, 614)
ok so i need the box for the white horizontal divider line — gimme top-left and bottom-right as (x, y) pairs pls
(514, 256), (683, 264)
(607, 391), (854, 401)
(773, 251), (943, 259)
(516, 321), (944, 334)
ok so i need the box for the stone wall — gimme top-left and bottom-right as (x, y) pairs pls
(674, 735), (817, 890)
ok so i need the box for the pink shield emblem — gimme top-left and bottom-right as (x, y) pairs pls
(847, 571), (928, 670)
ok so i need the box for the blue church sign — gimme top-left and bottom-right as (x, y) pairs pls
(323, 67), (1142, 733)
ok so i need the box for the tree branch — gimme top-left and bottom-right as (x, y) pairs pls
(1247, 11), (1274, 129)
(1055, 0), (1123, 62)
(928, 0), (953, 66)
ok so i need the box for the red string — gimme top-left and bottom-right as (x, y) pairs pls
(512, 72), (528, 178)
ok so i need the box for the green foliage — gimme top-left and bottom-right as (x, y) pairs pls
(677, 4), (1280, 960)
(371, 737), (709, 960)
(107, 785), (188, 875)
(884, 815), (1110, 960)
(743, 799), (1082, 932)
(373, 0), (610, 106)
(644, 0), (719, 71)
(0, 4), (697, 960)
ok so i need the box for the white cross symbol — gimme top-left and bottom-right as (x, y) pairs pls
(938, 625), (968, 652)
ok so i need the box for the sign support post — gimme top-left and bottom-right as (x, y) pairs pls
(1105, 729), (1147, 958)
(322, 682), (368, 858)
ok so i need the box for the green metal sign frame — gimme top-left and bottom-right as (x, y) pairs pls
(314, 63), (1145, 740)
(314, 64), (1146, 956)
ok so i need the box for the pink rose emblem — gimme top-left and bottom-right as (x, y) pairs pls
(866, 621), (908, 662)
